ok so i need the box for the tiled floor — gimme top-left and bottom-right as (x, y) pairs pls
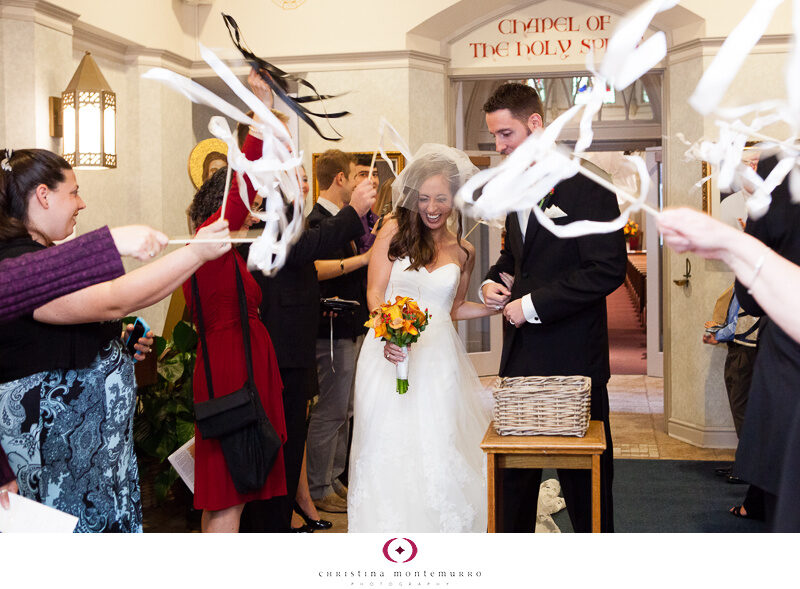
(606, 374), (736, 461)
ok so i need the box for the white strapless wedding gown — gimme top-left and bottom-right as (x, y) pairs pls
(348, 257), (491, 532)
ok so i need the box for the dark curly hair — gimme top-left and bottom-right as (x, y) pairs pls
(187, 166), (228, 230)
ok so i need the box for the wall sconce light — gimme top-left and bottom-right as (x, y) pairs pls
(673, 258), (692, 287)
(50, 51), (116, 169)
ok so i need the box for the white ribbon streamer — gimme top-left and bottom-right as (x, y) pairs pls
(376, 117), (414, 177)
(456, 0), (671, 238)
(143, 45), (304, 276)
(689, 0), (785, 115)
(599, 0), (677, 89)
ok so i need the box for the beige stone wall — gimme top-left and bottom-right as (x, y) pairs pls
(0, 5), (195, 333)
(663, 42), (792, 447)
(297, 64), (447, 177)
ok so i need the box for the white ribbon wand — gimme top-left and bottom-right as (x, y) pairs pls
(368, 117), (414, 179)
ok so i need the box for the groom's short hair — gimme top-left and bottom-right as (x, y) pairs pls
(483, 82), (544, 125)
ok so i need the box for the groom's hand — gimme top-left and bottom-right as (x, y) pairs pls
(503, 298), (526, 328)
(482, 282), (511, 309)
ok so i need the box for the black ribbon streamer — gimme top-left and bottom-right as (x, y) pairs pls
(222, 13), (349, 142)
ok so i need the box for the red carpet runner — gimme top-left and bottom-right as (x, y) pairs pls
(607, 284), (647, 374)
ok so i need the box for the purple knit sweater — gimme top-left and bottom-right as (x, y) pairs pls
(0, 225), (125, 486)
(0, 226), (125, 323)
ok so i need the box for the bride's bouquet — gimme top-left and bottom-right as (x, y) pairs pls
(365, 296), (430, 394)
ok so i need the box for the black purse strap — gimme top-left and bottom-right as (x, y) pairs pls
(233, 260), (256, 385)
(191, 257), (255, 400)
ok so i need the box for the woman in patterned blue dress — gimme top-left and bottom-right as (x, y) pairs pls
(0, 149), (231, 531)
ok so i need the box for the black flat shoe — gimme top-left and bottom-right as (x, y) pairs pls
(291, 524), (314, 533)
(294, 501), (333, 530)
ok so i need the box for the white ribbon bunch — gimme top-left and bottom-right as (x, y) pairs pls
(456, 0), (674, 237)
(681, 0), (800, 218)
(143, 44), (304, 276)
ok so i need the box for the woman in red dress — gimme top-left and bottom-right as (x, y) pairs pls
(183, 72), (287, 532)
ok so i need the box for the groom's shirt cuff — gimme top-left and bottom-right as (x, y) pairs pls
(479, 280), (541, 323)
(522, 294), (541, 324)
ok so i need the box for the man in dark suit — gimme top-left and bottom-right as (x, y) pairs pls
(239, 146), (376, 532)
(305, 150), (372, 513)
(481, 83), (626, 532)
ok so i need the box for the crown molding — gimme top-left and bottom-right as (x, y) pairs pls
(190, 49), (450, 78)
(128, 47), (193, 76)
(70, 20), (192, 75)
(72, 20), (140, 64)
(0, 0), (79, 35)
(668, 34), (793, 66)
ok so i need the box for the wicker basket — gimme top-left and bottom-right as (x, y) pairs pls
(492, 375), (591, 437)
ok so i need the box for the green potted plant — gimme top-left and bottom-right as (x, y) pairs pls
(133, 320), (197, 505)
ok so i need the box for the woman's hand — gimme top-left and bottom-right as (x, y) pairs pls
(656, 208), (737, 260)
(110, 225), (169, 261)
(124, 325), (155, 362)
(0, 479), (18, 510)
(188, 219), (232, 262)
(383, 341), (406, 365)
(248, 68), (274, 110)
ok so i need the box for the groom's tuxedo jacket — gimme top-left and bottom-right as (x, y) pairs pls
(485, 170), (627, 383)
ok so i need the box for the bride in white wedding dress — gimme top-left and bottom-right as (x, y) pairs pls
(348, 145), (504, 533)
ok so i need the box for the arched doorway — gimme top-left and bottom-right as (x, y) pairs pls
(407, 0), (737, 458)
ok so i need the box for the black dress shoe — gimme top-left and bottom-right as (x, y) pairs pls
(715, 465), (733, 477)
(291, 524), (314, 533)
(294, 501), (333, 530)
(726, 475), (746, 484)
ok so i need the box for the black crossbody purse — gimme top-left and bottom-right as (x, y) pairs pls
(191, 261), (282, 495)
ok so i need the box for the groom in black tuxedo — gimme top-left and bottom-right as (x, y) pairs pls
(481, 83), (626, 532)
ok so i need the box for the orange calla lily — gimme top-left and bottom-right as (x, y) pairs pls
(403, 320), (418, 336)
(388, 304), (403, 322)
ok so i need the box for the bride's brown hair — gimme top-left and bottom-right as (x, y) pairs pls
(388, 158), (469, 271)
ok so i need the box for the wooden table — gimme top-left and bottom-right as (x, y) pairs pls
(481, 420), (607, 533)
